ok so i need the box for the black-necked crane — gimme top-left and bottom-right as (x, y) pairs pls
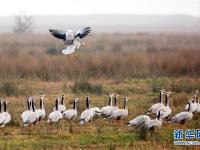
(80, 96), (93, 125)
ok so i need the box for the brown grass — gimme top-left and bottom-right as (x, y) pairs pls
(0, 33), (200, 81)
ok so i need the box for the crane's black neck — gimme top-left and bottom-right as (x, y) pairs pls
(0, 101), (2, 113)
(32, 100), (35, 112)
(165, 94), (168, 106)
(27, 99), (30, 110)
(159, 91), (162, 103)
(61, 95), (64, 105)
(188, 102), (191, 112)
(124, 99), (128, 110)
(55, 99), (58, 110)
(108, 96), (112, 106)
(86, 97), (90, 109)
(157, 110), (161, 120)
(114, 97), (117, 107)
(40, 98), (44, 109)
(73, 100), (77, 110)
(3, 101), (7, 112)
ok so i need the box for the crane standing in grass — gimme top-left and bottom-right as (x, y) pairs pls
(36, 94), (46, 122)
(2, 100), (11, 127)
(80, 96), (93, 125)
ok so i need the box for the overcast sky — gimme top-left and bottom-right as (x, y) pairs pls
(1, 0), (200, 16)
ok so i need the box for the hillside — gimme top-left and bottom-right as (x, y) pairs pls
(0, 14), (200, 33)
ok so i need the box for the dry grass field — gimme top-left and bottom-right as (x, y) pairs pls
(0, 33), (200, 149)
(0, 33), (200, 80)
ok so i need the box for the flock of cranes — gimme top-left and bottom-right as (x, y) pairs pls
(0, 90), (199, 133)
(128, 90), (200, 131)
(20, 94), (128, 126)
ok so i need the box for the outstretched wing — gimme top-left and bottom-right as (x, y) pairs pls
(49, 29), (66, 41)
(74, 27), (91, 39)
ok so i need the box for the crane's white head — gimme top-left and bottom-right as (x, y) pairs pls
(109, 93), (115, 97)
(124, 97), (128, 102)
(166, 91), (172, 96)
(74, 97), (78, 103)
(67, 30), (74, 38)
(40, 94), (45, 99)
(161, 89), (166, 94)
